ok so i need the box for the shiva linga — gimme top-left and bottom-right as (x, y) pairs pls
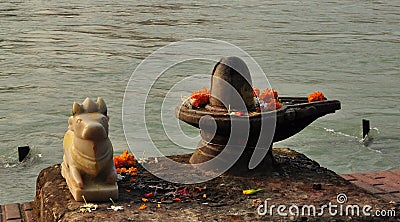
(176, 56), (341, 174)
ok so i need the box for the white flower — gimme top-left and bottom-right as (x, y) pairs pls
(117, 174), (124, 181)
(108, 205), (124, 211)
(79, 195), (98, 213)
(108, 198), (123, 211)
(79, 203), (98, 213)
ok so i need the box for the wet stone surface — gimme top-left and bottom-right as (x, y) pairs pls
(33, 148), (399, 221)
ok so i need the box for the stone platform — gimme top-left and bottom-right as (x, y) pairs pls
(2, 148), (399, 221)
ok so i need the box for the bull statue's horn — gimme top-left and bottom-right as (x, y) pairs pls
(72, 102), (82, 116)
(97, 97), (107, 116)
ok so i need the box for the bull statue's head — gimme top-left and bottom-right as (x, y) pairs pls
(68, 97), (109, 140)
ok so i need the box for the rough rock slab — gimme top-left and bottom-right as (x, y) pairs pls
(33, 148), (399, 222)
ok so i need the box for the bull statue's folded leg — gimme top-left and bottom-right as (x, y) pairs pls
(70, 166), (84, 189)
(105, 168), (118, 185)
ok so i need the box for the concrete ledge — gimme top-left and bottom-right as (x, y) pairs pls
(0, 202), (33, 222)
(340, 170), (400, 203)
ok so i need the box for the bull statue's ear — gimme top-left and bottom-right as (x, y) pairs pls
(97, 97), (107, 116)
(72, 102), (82, 116)
(68, 116), (74, 131)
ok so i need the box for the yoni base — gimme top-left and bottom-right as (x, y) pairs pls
(189, 139), (276, 175)
(61, 163), (118, 202)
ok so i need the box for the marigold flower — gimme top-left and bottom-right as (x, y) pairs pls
(259, 89), (278, 103)
(308, 91), (325, 102)
(190, 87), (210, 107)
(114, 150), (138, 175)
(114, 150), (136, 168)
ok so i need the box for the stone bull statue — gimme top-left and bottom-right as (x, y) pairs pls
(61, 97), (118, 201)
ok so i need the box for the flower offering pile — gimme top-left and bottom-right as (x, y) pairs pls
(114, 150), (138, 176)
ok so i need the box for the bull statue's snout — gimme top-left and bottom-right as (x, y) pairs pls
(69, 112), (109, 141)
(82, 122), (108, 140)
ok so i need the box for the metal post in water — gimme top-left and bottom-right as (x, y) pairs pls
(362, 119), (370, 139)
(18, 145), (30, 162)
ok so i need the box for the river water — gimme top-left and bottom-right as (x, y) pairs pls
(0, 0), (399, 204)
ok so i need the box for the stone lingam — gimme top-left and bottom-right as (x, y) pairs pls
(61, 97), (118, 202)
(176, 56), (341, 175)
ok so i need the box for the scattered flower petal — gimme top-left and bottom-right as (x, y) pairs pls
(144, 192), (154, 198)
(243, 189), (263, 195)
(173, 197), (182, 202)
(177, 187), (189, 196)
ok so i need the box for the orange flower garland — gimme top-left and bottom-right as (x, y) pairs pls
(189, 87), (210, 107)
(308, 91), (325, 102)
(114, 150), (137, 176)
